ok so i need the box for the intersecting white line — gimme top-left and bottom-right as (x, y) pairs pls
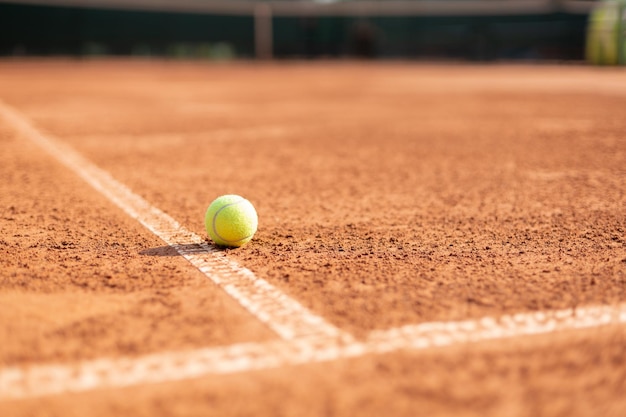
(1, 303), (625, 400)
(1, 99), (625, 401)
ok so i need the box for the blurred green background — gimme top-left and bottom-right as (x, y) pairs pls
(0, 0), (621, 63)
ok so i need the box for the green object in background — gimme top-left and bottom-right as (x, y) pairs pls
(586, 0), (626, 65)
(82, 42), (108, 57)
(165, 42), (235, 60)
(209, 42), (235, 61)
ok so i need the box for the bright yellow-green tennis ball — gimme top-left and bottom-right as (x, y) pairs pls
(205, 195), (258, 247)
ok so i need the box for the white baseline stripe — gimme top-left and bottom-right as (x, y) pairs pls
(366, 302), (626, 352)
(0, 99), (348, 342)
(1, 303), (625, 400)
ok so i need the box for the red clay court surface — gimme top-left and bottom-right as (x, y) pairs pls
(0, 60), (625, 416)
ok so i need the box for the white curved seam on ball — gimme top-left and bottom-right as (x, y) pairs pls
(211, 199), (255, 244)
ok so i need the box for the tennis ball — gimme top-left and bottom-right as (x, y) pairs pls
(205, 195), (258, 247)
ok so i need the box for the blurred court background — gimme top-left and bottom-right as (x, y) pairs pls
(0, 0), (624, 64)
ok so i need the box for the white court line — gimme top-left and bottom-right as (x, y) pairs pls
(2, 303), (625, 400)
(0, 99), (348, 342)
(1, 100), (626, 400)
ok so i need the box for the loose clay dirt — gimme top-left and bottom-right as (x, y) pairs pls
(0, 60), (625, 416)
